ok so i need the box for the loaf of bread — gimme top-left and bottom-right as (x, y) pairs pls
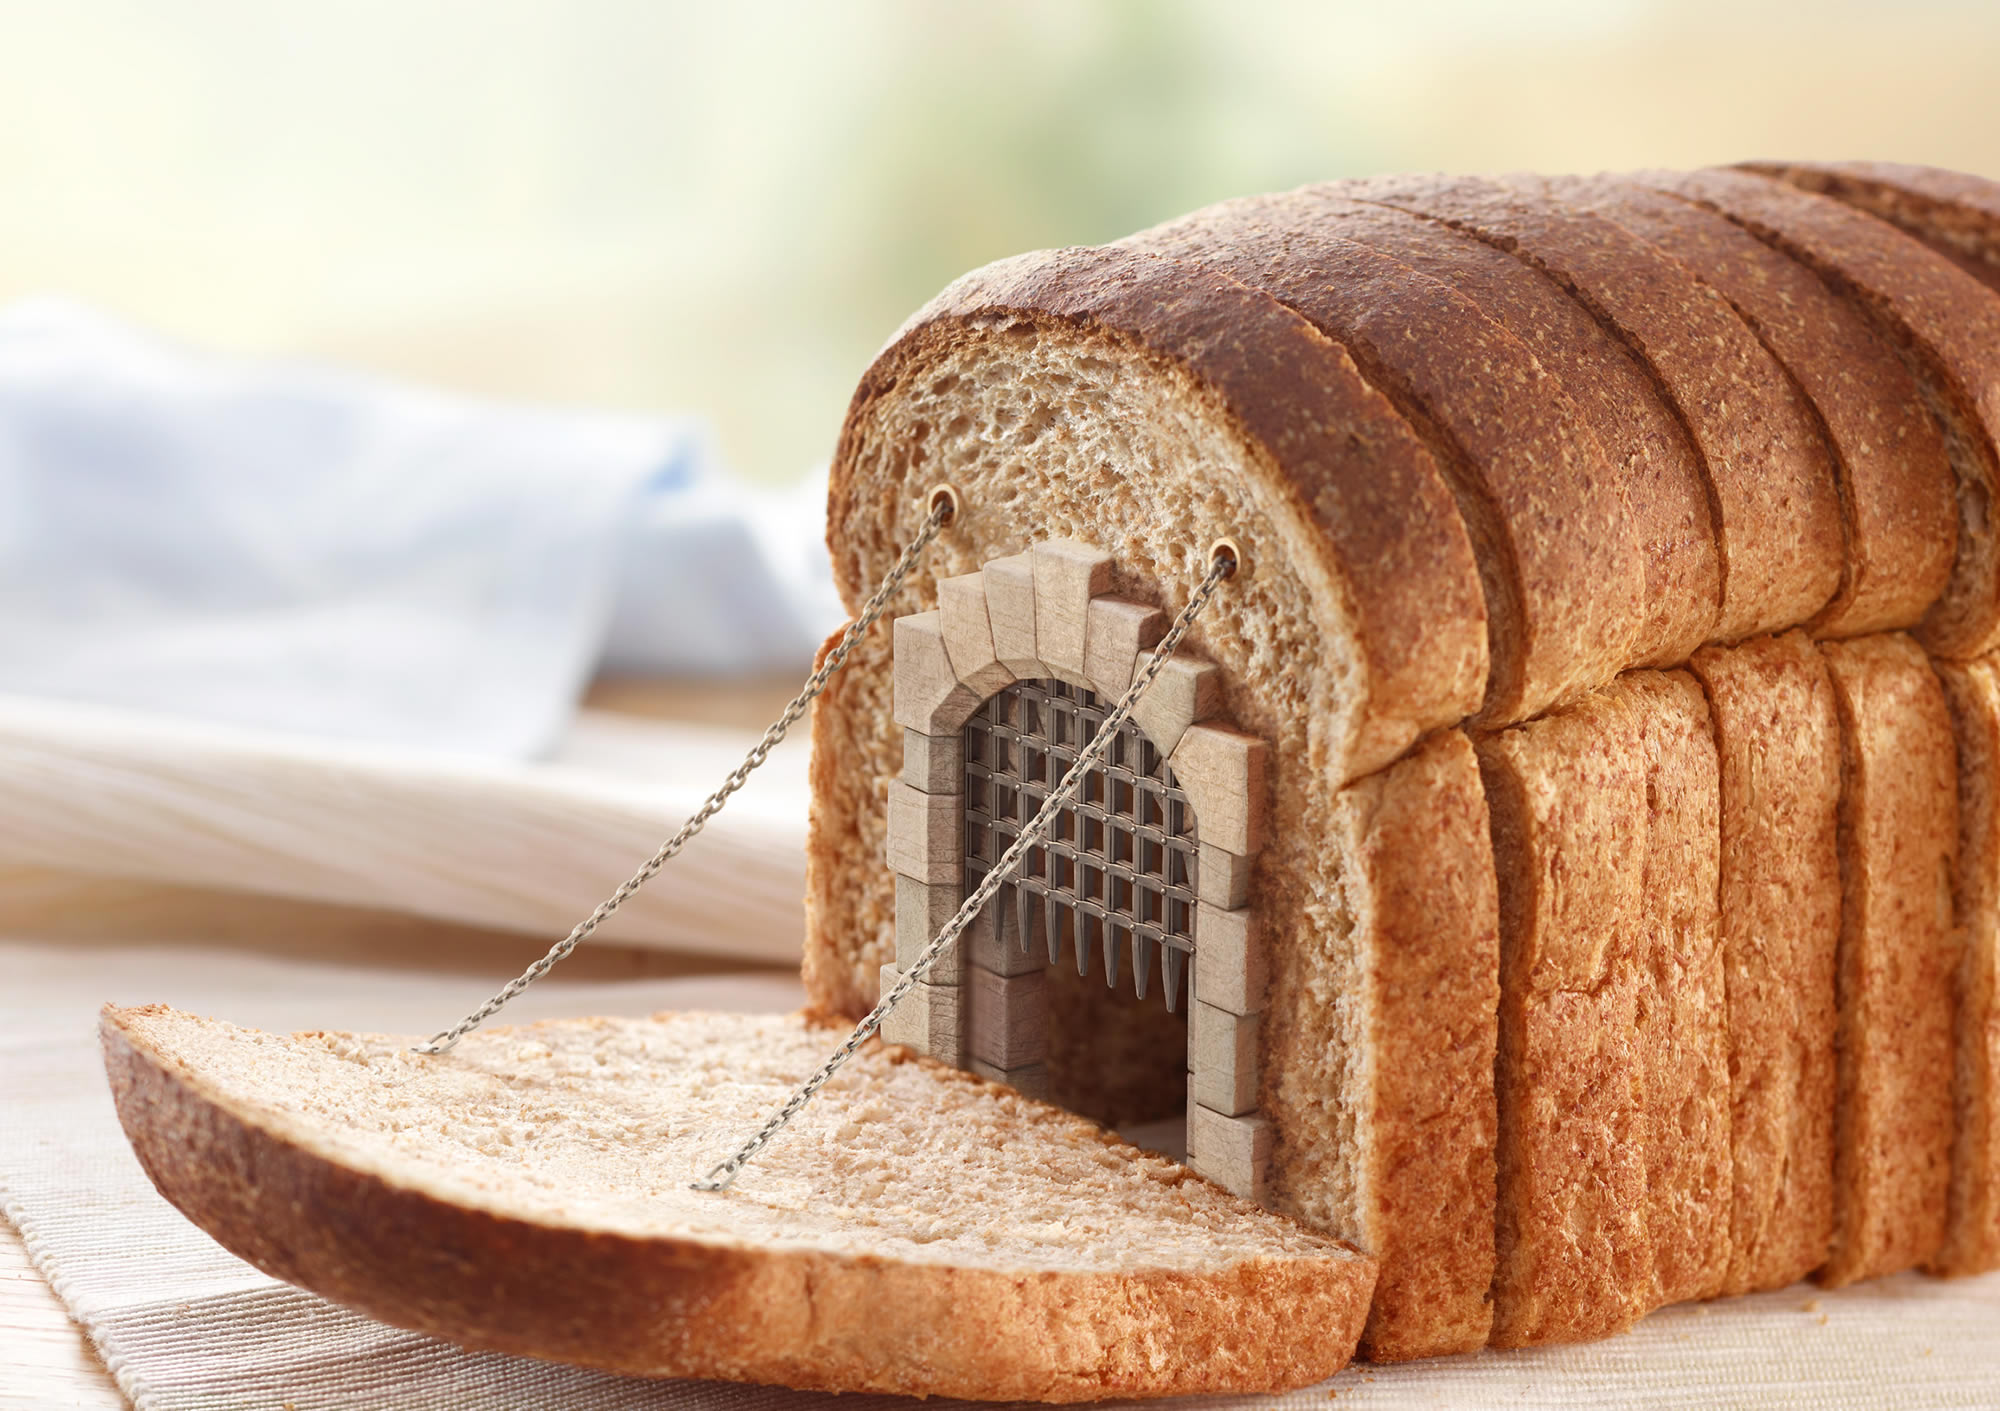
(807, 160), (2000, 1368)
(1687, 631), (1841, 1294)
(103, 162), (2000, 1399)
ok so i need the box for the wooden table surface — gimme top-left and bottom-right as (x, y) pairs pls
(0, 675), (805, 1410)
(0, 1221), (119, 1410)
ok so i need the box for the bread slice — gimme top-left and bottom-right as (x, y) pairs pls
(1688, 632), (1841, 1294)
(1345, 172), (1844, 644)
(1622, 669), (1731, 1308)
(101, 1004), (1377, 1401)
(1267, 728), (1498, 1361)
(1817, 634), (1959, 1286)
(1122, 202), (1644, 723)
(1930, 654), (2000, 1276)
(1648, 168), (2000, 661)
(807, 243), (1488, 1019)
(1547, 173), (1956, 639)
(1279, 188), (1718, 670)
(1476, 686), (1651, 1346)
(1745, 161), (2000, 295)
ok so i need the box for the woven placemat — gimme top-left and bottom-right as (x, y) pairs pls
(6, 936), (1999, 1410)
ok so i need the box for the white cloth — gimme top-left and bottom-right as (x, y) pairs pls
(0, 300), (843, 759)
(5, 934), (2000, 1410)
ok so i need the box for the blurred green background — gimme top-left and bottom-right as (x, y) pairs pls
(0, 0), (1993, 485)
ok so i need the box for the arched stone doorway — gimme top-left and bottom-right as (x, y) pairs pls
(879, 539), (1272, 1200)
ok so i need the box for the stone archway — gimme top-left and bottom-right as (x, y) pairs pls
(877, 539), (1272, 1200)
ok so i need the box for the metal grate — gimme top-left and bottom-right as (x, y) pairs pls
(962, 678), (1199, 1011)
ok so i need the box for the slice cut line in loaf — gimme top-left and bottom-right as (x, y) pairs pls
(1476, 687), (1651, 1347)
(1931, 653), (2000, 1276)
(1747, 161), (2000, 295)
(1688, 632), (1841, 1295)
(1651, 167), (2000, 661)
(1817, 634), (1959, 1287)
(100, 1005), (1377, 1403)
(1283, 185), (1719, 670)
(1122, 200), (1644, 725)
(1623, 668), (1731, 1308)
(1553, 173), (1957, 639)
(1267, 727), (1499, 1362)
(1345, 171), (1845, 645)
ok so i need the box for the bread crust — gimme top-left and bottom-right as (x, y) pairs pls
(1652, 168), (2000, 660)
(1817, 634), (1959, 1286)
(1689, 633), (1842, 1295)
(1477, 690), (1651, 1346)
(101, 1005), (1375, 1403)
(1557, 174), (1957, 638)
(1318, 729), (1499, 1360)
(1622, 669), (1731, 1307)
(1345, 172), (1844, 645)
(1930, 655), (2000, 1276)
(1747, 161), (2000, 295)
(1123, 200), (1644, 725)
(828, 244), (1488, 782)
(1281, 188), (1719, 670)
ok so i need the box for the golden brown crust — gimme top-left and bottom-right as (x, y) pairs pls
(1652, 168), (2000, 660)
(1930, 655), (2000, 1276)
(1281, 188), (1718, 670)
(1123, 200), (1643, 726)
(1558, 174), (1957, 638)
(1622, 670), (1731, 1307)
(1327, 729), (1498, 1360)
(1476, 690), (1650, 1347)
(827, 245), (1488, 780)
(1689, 633), (1841, 1295)
(1817, 635), (1959, 1286)
(101, 1006), (1374, 1403)
(1345, 172), (1844, 645)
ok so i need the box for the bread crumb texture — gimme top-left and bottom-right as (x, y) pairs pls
(115, 1006), (1339, 1269)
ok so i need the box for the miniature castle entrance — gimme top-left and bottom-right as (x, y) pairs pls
(880, 539), (1273, 1200)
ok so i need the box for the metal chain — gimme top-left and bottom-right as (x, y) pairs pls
(412, 497), (953, 1056)
(692, 548), (1235, 1191)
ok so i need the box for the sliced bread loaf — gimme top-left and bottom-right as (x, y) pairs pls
(1688, 632), (1841, 1295)
(1122, 202), (1644, 723)
(1931, 653), (2000, 1276)
(1622, 669), (1731, 1308)
(1476, 687), (1651, 1346)
(101, 1005), (1378, 1401)
(1652, 168), (2000, 661)
(1817, 634), (1959, 1286)
(1268, 728), (1498, 1360)
(1282, 187), (1718, 669)
(1747, 161), (2000, 295)
(1345, 172), (1844, 644)
(1549, 173), (1957, 639)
